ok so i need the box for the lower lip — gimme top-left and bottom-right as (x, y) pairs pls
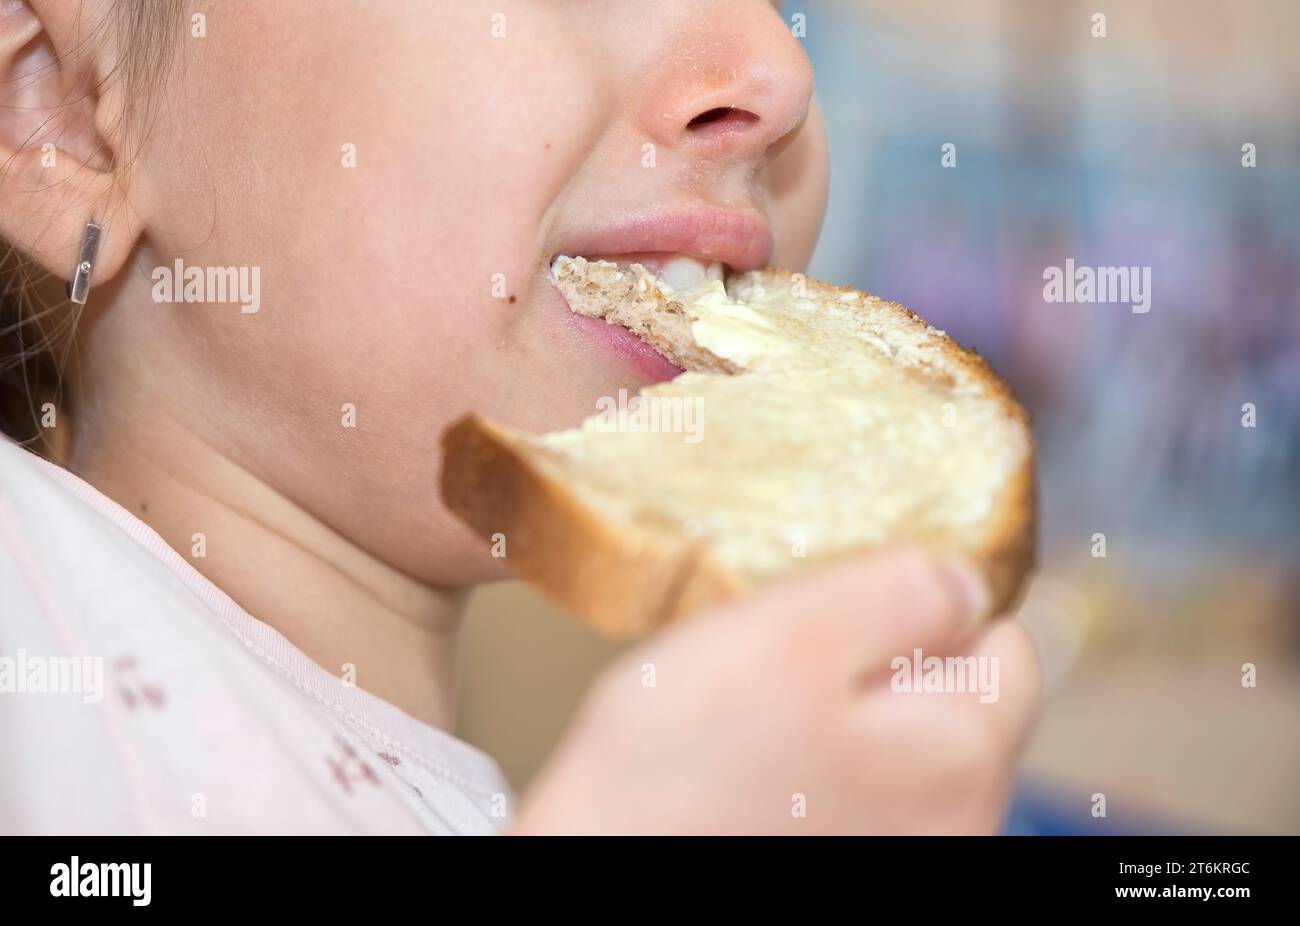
(550, 287), (685, 384)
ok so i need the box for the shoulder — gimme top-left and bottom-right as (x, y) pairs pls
(0, 438), (172, 832)
(0, 439), (430, 834)
(0, 437), (184, 632)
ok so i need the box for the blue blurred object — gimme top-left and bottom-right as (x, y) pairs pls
(1003, 782), (1195, 836)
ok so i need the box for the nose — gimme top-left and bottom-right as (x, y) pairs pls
(636, 2), (814, 164)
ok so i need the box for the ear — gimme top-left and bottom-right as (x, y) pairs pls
(0, 0), (145, 287)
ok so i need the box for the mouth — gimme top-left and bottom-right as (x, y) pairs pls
(558, 207), (773, 274)
(550, 253), (728, 383)
(548, 208), (773, 383)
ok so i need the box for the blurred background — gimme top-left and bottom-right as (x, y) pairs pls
(457, 0), (1300, 834)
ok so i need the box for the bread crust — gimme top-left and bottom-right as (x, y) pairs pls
(441, 415), (752, 636)
(441, 268), (1036, 636)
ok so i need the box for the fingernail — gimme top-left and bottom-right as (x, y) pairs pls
(935, 556), (991, 624)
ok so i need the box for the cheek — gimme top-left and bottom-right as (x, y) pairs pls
(163, 0), (618, 394)
(254, 11), (602, 410)
(765, 100), (830, 270)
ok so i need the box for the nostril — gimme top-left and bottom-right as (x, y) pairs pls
(687, 107), (759, 131)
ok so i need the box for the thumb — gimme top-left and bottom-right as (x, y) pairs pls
(728, 547), (992, 680)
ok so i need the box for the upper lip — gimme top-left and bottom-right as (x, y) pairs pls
(555, 207), (774, 273)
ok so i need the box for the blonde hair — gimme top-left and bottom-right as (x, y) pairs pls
(0, 0), (181, 454)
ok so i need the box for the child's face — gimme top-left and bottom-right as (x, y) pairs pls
(122, 0), (826, 585)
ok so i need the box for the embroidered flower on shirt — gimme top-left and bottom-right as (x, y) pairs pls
(113, 656), (166, 710)
(326, 736), (380, 794)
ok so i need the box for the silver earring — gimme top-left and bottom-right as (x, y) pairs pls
(67, 222), (102, 305)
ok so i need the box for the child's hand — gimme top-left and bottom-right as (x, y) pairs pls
(512, 548), (1041, 834)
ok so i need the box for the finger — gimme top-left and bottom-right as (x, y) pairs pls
(709, 546), (991, 680)
(961, 618), (1043, 749)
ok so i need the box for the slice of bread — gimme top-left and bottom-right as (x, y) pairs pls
(442, 257), (1035, 637)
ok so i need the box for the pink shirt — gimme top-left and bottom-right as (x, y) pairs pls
(0, 438), (511, 835)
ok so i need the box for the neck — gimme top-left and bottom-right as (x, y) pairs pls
(68, 408), (464, 731)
